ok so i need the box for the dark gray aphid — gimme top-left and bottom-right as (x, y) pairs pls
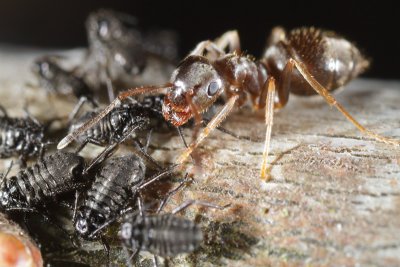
(32, 56), (98, 120)
(69, 95), (165, 147)
(120, 199), (229, 266)
(74, 154), (146, 240)
(0, 151), (85, 212)
(0, 106), (45, 163)
(82, 9), (176, 90)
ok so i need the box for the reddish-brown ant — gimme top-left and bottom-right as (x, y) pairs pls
(58, 27), (400, 180)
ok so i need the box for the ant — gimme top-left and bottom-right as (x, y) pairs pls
(59, 27), (400, 180)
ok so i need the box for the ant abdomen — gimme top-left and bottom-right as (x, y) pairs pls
(263, 27), (370, 95)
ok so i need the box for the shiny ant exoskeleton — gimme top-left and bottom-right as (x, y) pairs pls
(59, 27), (400, 180)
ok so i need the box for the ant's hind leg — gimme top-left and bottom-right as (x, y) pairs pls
(289, 58), (400, 146)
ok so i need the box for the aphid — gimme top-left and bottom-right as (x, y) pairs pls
(69, 95), (164, 148)
(74, 155), (178, 241)
(32, 56), (98, 120)
(82, 9), (176, 93)
(0, 151), (85, 212)
(0, 106), (46, 165)
(60, 27), (400, 180)
(120, 196), (229, 266)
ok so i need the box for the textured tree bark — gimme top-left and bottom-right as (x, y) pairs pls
(0, 48), (399, 266)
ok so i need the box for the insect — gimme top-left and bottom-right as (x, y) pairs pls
(0, 106), (46, 166)
(120, 192), (230, 266)
(0, 151), (85, 213)
(82, 9), (176, 96)
(32, 56), (99, 120)
(74, 154), (179, 241)
(59, 27), (400, 180)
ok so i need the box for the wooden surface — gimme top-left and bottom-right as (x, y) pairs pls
(0, 47), (399, 267)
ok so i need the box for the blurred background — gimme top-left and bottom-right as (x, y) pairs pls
(0, 0), (398, 79)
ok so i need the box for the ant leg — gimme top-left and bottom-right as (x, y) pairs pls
(267, 27), (287, 46)
(289, 58), (400, 146)
(156, 174), (191, 213)
(58, 84), (172, 149)
(176, 95), (239, 164)
(171, 199), (230, 215)
(260, 77), (276, 180)
(176, 127), (189, 148)
(214, 30), (241, 53)
(202, 118), (258, 142)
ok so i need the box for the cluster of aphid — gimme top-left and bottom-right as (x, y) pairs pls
(1, 8), (399, 267)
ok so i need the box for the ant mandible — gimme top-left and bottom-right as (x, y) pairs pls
(58, 27), (399, 180)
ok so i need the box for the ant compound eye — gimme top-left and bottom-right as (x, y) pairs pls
(207, 81), (220, 97)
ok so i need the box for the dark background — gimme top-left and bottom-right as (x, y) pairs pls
(0, 1), (398, 79)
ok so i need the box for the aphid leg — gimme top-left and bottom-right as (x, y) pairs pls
(176, 95), (239, 164)
(104, 68), (115, 103)
(75, 137), (104, 153)
(214, 30), (241, 53)
(0, 160), (13, 182)
(132, 139), (163, 170)
(23, 106), (42, 126)
(122, 245), (136, 267)
(72, 190), (80, 223)
(156, 173), (191, 213)
(18, 155), (27, 169)
(100, 235), (111, 266)
(84, 143), (119, 174)
(289, 58), (400, 146)
(171, 199), (230, 214)
(0, 105), (8, 117)
(58, 84), (172, 149)
(137, 164), (179, 190)
(153, 255), (160, 267)
(260, 77), (276, 180)
(68, 96), (92, 122)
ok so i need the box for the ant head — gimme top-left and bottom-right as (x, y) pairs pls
(75, 208), (106, 239)
(162, 55), (224, 126)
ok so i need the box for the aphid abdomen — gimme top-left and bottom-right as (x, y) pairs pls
(143, 214), (203, 257)
(0, 118), (43, 159)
